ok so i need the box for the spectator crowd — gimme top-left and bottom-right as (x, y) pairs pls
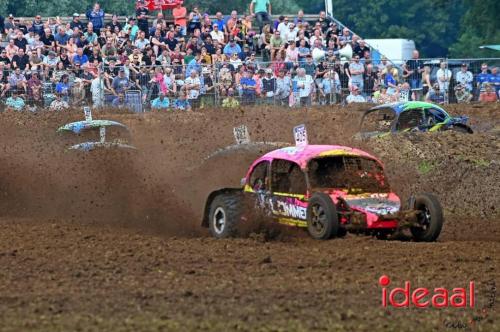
(0, 0), (498, 111)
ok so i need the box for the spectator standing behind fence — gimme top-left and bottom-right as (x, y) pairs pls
(111, 68), (130, 96)
(240, 70), (257, 105)
(455, 63), (473, 92)
(403, 50), (424, 100)
(86, 3), (105, 32)
(436, 60), (451, 93)
(184, 70), (201, 108)
(261, 68), (276, 104)
(250, 0), (271, 33)
(349, 55), (364, 91)
(295, 67), (314, 106)
(275, 69), (291, 106)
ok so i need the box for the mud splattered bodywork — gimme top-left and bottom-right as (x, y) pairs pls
(358, 101), (473, 139)
(204, 144), (443, 240)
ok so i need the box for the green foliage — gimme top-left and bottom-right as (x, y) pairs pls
(328, 0), (466, 57)
(449, 0), (500, 57)
(4, 0), (498, 58)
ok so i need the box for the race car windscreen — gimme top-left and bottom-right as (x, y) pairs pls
(360, 109), (395, 133)
(308, 156), (390, 193)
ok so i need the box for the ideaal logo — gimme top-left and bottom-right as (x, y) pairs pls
(378, 275), (475, 308)
(378, 276), (496, 330)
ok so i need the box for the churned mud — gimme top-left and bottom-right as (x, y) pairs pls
(0, 104), (498, 331)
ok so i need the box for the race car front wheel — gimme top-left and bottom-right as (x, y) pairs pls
(208, 194), (241, 238)
(410, 193), (444, 242)
(307, 193), (340, 240)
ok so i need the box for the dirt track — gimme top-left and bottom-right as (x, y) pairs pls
(0, 104), (499, 331)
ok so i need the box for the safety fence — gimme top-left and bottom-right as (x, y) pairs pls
(0, 58), (498, 111)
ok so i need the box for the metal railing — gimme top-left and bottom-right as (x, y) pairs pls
(0, 58), (498, 111)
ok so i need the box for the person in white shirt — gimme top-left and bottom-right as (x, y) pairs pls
(455, 63), (473, 92)
(294, 67), (314, 106)
(184, 69), (201, 108)
(283, 23), (298, 44)
(277, 16), (289, 39)
(210, 24), (225, 44)
(436, 61), (451, 92)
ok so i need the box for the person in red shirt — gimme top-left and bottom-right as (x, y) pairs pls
(173, 2), (187, 36)
(479, 84), (498, 102)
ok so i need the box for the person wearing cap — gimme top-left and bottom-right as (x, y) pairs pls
(86, 3), (105, 32)
(111, 67), (130, 96)
(275, 69), (291, 106)
(210, 24), (225, 44)
(123, 17), (140, 42)
(261, 68), (276, 104)
(4, 14), (17, 31)
(346, 85), (366, 104)
(426, 82), (445, 104)
(240, 69), (257, 105)
(42, 51), (58, 71)
(455, 63), (473, 93)
(69, 13), (84, 31)
(223, 38), (242, 57)
(454, 83), (473, 104)
(55, 74), (71, 102)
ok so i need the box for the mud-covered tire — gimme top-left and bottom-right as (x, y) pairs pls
(208, 194), (241, 238)
(307, 193), (339, 240)
(410, 193), (444, 242)
(448, 125), (472, 134)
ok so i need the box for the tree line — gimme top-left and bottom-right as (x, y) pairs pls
(0, 0), (497, 58)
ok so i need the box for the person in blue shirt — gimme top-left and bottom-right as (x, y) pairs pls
(86, 3), (105, 31)
(223, 38), (242, 57)
(212, 12), (225, 31)
(54, 27), (70, 46)
(185, 53), (202, 78)
(151, 92), (170, 110)
(240, 70), (256, 105)
(55, 74), (71, 102)
(476, 63), (492, 92)
(173, 93), (192, 111)
(73, 48), (89, 66)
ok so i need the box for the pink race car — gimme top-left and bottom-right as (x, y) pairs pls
(202, 144), (444, 241)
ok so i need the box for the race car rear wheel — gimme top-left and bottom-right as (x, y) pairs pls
(208, 194), (241, 238)
(410, 193), (444, 242)
(307, 193), (340, 240)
